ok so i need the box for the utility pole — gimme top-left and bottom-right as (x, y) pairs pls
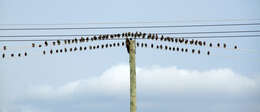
(126, 38), (136, 112)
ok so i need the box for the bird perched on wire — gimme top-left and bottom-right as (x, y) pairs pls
(126, 38), (130, 54)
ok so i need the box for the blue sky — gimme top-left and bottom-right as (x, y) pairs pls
(0, 0), (260, 112)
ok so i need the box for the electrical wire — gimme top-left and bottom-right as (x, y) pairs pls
(0, 30), (260, 38)
(1, 23), (260, 31)
(0, 34), (260, 42)
(1, 18), (260, 26)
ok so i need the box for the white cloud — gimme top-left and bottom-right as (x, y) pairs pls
(23, 64), (258, 100)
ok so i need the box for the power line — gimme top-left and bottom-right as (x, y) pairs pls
(0, 35), (260, 42)
(1, 23), (260, 31)
(0, 30), (260, 38)
(1, 18), (260, 26)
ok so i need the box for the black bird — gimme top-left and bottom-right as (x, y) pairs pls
(126, 38), (130, 53)
(45, 41), (48, 46)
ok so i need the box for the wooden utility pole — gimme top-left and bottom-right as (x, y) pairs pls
(126, 38), (136, 112)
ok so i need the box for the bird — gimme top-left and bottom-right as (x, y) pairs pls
(50, 50), (53, 54)
(126, 38), (130, 53)
(3, 46), (7, 50)
(11, 54), (14, 57)
(2, 54), (5, 58)
(43, 50), (46, 55)
(24, 52), (28, 56)
(32, 43), (35, 48)
(207, 51), (210, 55)
(234, 45), (238, 49)
(44, 41), (48, 46)
(223, 43), (227, 48)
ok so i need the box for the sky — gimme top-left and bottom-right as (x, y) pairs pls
(0, 0), (260, 112)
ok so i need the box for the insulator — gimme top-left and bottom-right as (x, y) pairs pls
(44, 41), (48, 46)
(70, 48), (73, 52)
(160, 35), (164, 41)
(165, 46), (168, 50)
(223, 43), (226, 48)
(3, 46), (7, 50)
(151, 44), (154, 48)
(207, 51), (210, 55)
(190, 39), (194, 45)
(234, 45), (238, 49)
(122, 42), (125, 46)
(198, 41), (202, 46)
(43, 50), (46, 55)
(185, 48), (188, 52)
(50, 50), (53, 54)
(2, 54), (5, 58)
(18, 53), (21, 57)
(160, 45), (163, 49)
(172, 47), (175, 51)
(64, 48), (67, 52)
(217, 43), (220, 47)
(80, 46), (83, 51)
(169, 47), (172, 50)
(53, 41), (56, 46)
(117, 42), (120, 46)
(209, 43), (213, 47)
(24, 52), (28, 56)
(56, 49), (59, 53)
(192, 49), (195, 53)
(68, 40), (71, 44)
(38, 44), (42, 48)
(109, 44), (112, 47)
(113, 43), (116, 47)
(74, 47), (77, 51)
(32, 43), (35, 47)
(203, 41), (206, 46)
(141, 43), (144, 47)
(181, 48), (184, 52)
(176, 47), (179, 51)
(198, 50), (201, 54)
(57, 40), (61, 45)
(11, 54), (14, 57)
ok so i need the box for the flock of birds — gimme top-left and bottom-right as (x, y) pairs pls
(1, 32), (238, 59)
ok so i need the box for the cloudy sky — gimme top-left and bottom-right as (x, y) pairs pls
(0, 0), (260, 112)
